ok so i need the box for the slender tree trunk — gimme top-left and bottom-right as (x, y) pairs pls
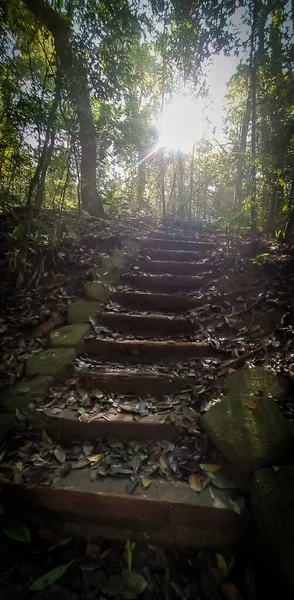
(234, 91), (251, 207)
(285, 177), (294, 240)
(249, 0), (258, 232)
(160, 12), (167, 219)
(26, 69), (61, 212)
(189, 143), (195, 220)
(22, 0), (104, 217)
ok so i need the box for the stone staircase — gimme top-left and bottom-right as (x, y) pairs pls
(1, 228), (293, 580)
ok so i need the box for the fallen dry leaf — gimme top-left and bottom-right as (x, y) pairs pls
(141, 478), (152, 489)
(87, 454), (102, 462)
(189, 473), (202, 492)
(246, 400), (257, 409)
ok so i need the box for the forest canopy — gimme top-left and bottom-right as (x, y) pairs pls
(0, 0), (294, 235)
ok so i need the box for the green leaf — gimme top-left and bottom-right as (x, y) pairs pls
(2, 525), (31, 543)
(216, 553), (228, 575)
(200, 463), (220, 474)
(29, 561), (74, 591)
(227, 497), (241, 514)
(124, 540), (135, 571)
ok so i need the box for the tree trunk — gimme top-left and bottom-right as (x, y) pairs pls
(249, 0), (258, 232)
(284, 177), (294, 241)
(22, 0), (104, 217)
(189, 144), (195, 220)
(233, 91), (251, 207)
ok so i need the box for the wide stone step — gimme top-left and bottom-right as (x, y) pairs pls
(30, 408), (179, 442)
(139, 237), (215, 251)
(79, 368), (197, 395)
(142, 249), (212, 262)
(135, 260), (215, 275)
(83, 338), (226, 362)
(121, 274), (212, 293)
(99, 311), (199, 335)
(3, 471), (246, 548)
(112, 290), (206, 312)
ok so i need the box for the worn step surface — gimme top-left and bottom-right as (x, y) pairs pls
(99, 311), (199, 335)
(122, 273), (214, 292)
(139, 237), (215, 251)
(79, 368), (197, 394)
(142, 249), (212, 262)
(136, 259), (217, 275)
(3, 471), (246, 548)
(83, 338), (226, 362)
(112, 290), (206, 311)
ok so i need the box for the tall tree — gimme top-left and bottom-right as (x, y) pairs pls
(21, 0), (104, 217)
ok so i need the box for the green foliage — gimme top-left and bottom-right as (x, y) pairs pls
(0, 0), (293, 234)
(29, 561), (74, 591)
(124, 540), (135, 571)
(2, 525), (31, 542)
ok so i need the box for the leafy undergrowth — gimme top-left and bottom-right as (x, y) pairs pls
(0, 519), (257, 600)
(0, 212), (154, 391)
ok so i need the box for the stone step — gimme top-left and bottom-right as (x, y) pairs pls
(121, 274), (213, 293)
(3, 470), (246, 548)
(141, 249), (212, 262)
(135, 260), (216, 275)
(112, 285), (263, 313)
(83, 338), (227, 363)
(99, 311), (199, 335)
(30, 408), (179, 442)
(79, 368), (197, 395)
(139, 237), (215, 251)
(112, 290), (206, 312)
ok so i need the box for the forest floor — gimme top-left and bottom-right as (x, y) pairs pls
(1, 210), (294, 599)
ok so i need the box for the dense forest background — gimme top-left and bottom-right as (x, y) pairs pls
(0, 0), (293, 239)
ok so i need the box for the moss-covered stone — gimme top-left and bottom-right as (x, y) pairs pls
(67, 299), (102, 324)
(26, 348), (76, 377)
(89, 267), (121, 284)
(226, 365), (288, 399)
(49, 323), (90, 349)
(201, 392), (290, 474)
(1, 375), (53, 413)
(83, 281), (112, 302)
(252, 466), (294, 594)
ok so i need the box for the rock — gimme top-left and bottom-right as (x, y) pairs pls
(49, 324), (90, 349)
(226, 365), (288, 400)
(83, 281), (112, 303)
(89, 267), (121, 284)
(67, 299), (102, 324)
(251, 466), (294, 595)
(1, 376), (53, 413)
(201, 392), (291, 474)
(26, 348), (76, 377)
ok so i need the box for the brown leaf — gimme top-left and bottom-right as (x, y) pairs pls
(246, 400), (257, 409)
(221, 582), (241, 600)
(31, 312), (63, 338)
(79, 412), (90, 423)
(90, 389), (104, 399)
(189, 473), (202, 492)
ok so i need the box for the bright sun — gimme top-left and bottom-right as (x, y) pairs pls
(157, 95), (206, 152)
